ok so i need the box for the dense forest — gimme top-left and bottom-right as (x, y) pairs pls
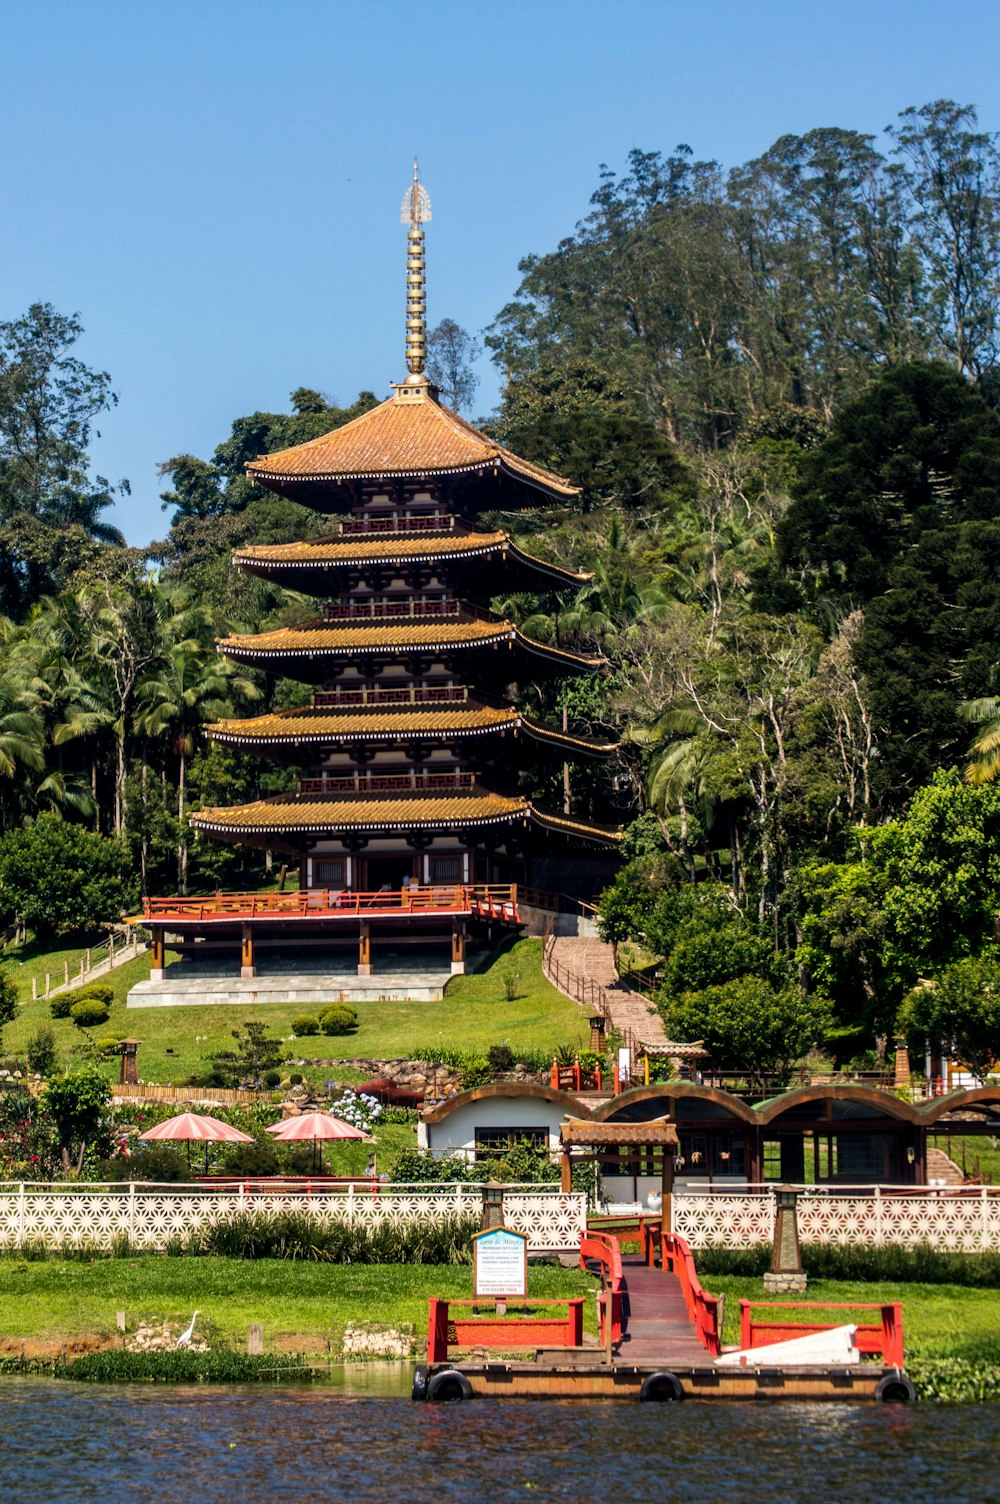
(2, 99), (1000, 1067)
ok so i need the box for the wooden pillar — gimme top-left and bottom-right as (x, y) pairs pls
(358, 920), (372, 977)
(560, 1147), (573, 1193)
(150, 931), (165, 982)
(240, 923), (256, 979)
(660, 1144), (675, 1235)
(451, 920), (466, 976)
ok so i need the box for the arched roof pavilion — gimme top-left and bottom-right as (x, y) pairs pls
(920, 1085), (1000, 1127)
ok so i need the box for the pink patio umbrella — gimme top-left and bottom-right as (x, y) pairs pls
(139, 1111), (253, 1173)
(265, 1111), (367, 1172)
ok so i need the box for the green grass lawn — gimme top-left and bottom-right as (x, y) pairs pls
(0, 1256), (597, 1352)
(706, 1274), (1000, 1360)
(2, 937), (587, 1085)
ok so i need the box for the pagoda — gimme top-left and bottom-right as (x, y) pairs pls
(141, 166), (620, 984)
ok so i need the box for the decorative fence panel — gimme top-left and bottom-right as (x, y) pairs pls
(0, 1184), (584, 1255)
(501, 1192), (588, 1252)
(675, 1186), (1000, 1252)
(674, 1191), (776, 1248)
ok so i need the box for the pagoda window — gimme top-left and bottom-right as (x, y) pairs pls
(315, 859), (346, 887)
(430, 855), (462, 884)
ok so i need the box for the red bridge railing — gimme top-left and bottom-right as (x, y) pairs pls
(580, 1228), (624, 1346)
(426, 1298), (584, 1362)
(739, 1300), (904, 1367)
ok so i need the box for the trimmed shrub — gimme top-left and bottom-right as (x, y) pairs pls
(289, 1072), (304, 1085)
(291, 1015), (319, 1036)
(263, 1069), (281, 1088)
(70, 999), (111, 1029)
(319, 1005), (358, 1036)
(79, 983), (113, 1006)
(50, 982), (114, 1021)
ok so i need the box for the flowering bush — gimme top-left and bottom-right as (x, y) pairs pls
(330, 1089), (382, 1131)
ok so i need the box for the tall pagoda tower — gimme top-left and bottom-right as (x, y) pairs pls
(156, 167), (620, 980)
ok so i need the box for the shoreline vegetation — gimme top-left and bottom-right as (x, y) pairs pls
(0, 1249), (996, 1399)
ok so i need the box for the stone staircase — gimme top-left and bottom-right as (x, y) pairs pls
(548, 935), (668, 1050)
(926, 1145), (967, 1185)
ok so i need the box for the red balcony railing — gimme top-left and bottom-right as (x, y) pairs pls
(341, 514), (453, 534)
(297, 771), (475, 795)
(321, 599), (458, 621)
(139, 883), (520, 925)
(312, 685), (468, 708)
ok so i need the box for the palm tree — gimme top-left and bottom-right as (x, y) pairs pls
(138, 639), (259, 892)
(960, 697), (1000, 785)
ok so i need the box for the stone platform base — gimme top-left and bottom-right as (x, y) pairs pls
(764, 1271), (809, 1293)
(127, 952), (453, 1008)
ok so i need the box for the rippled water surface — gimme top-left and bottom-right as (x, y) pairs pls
(0, 1375), (996, 1504)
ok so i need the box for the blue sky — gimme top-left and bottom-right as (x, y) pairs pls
(2, 0), (999, 545)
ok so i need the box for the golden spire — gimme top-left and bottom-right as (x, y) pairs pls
(400, 159), (431, 377)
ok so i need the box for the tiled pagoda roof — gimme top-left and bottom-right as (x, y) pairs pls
(189, 791), (621, 845)
(205, 702), (618, 754)
(245, 389), (580, 499)
(217, 617), (604, 670)
(233, 529), (591, 587)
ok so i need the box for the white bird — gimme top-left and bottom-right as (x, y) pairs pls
(175, 1310), (200, 1348)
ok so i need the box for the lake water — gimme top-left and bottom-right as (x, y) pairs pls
(0, 1374), (996, 1504)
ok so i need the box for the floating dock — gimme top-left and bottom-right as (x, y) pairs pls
(414, 1357), (914, 1403)
(414, 1225), (916, 1404)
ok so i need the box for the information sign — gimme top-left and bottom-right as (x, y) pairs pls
(472, 1225), (528, 1299)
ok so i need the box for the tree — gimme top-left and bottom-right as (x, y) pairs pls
(0, 304), (125, 613)
(0, 813), (132, 939)
(662, 976), (833, 1082)
(43, 1064), (112, 1174)
(797, 771), (1000, 1024)
(899, 958), (1000, 1083)
(495, 357), (694, 512)
(0, 966), (17, 1046)
(889, 101), (1000, 378)
(209, 1021), (283, 1087)
(137, 630), (259, 891)
(780, 361), (1000, 793)
(426, 319), (481, 412)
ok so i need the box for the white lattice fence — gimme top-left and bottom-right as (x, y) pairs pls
(674, 1192), (775, 1248)
(0, 1184), (582, 1254)
(675, 1187), (1000, 1251)
(501, 1192), (587, 1252)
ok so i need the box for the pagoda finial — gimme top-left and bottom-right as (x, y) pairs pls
(400, 159), (431, 377)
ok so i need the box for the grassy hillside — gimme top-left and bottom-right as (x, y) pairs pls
(2, 937), (588, 1084)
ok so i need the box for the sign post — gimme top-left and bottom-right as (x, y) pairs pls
(472, 1225), (528, 1316)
